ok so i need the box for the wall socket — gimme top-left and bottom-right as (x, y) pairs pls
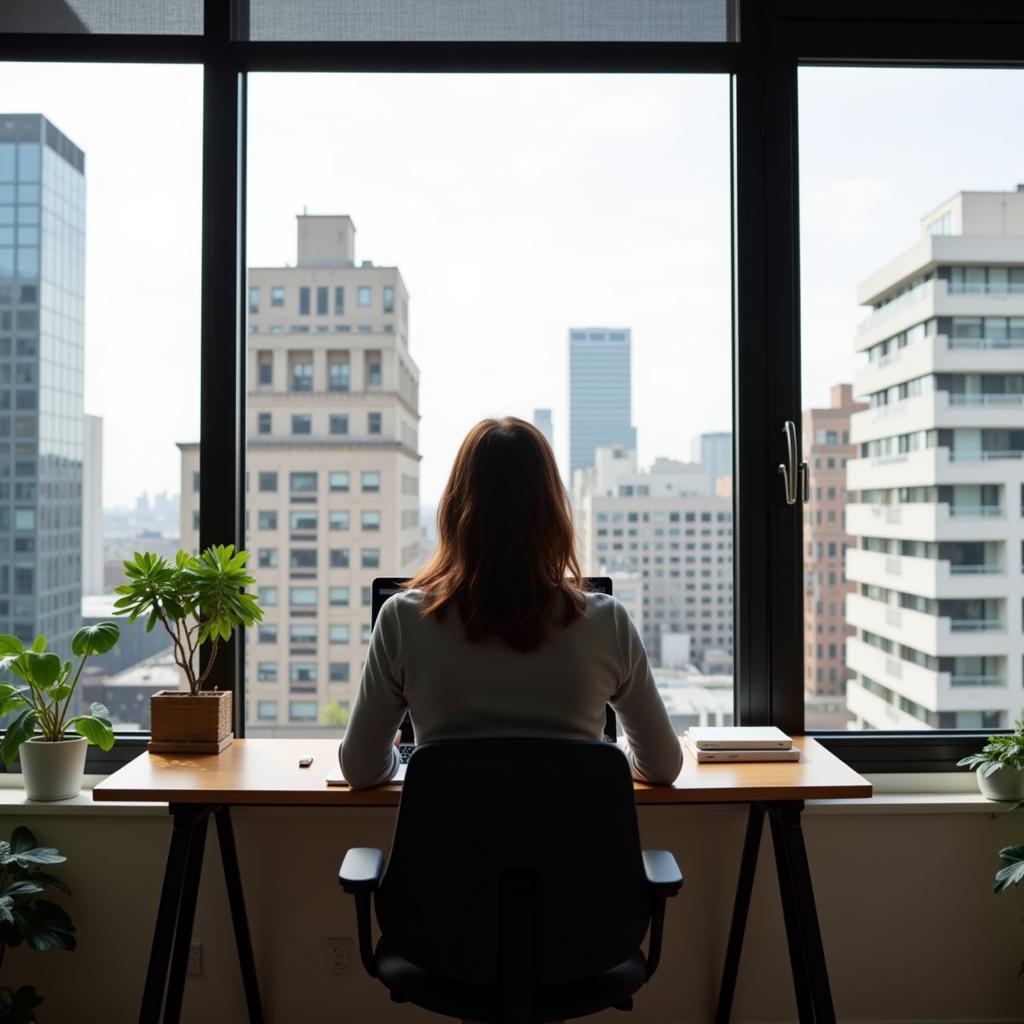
(327, 937), (351, 975)
(187, 943), (203, 977)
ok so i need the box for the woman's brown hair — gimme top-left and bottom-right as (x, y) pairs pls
(406, 417), (586, 652)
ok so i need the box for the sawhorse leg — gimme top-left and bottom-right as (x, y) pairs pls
(714, 801), (836, 1024)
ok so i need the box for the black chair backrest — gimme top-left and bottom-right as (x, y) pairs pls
(375, 739), (651, 988)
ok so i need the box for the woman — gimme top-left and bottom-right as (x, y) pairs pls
(339, 416), (682, 789)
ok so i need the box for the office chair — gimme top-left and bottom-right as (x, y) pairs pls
(339, 738), (683, 1023)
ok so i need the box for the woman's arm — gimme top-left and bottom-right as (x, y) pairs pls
(610, 602), (684, 785)
(339, 598), (406, 789)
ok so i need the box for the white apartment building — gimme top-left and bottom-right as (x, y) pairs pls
(846, 188), (1024, 731)
(574, 446), (733, 666)
(181, 214), (421, 732)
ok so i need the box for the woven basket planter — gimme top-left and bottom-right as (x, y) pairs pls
(149, 690), (234, 754)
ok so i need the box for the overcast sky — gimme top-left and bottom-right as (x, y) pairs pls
(0, 63), (1021, 507)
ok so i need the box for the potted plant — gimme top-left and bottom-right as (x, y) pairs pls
(0, 626), (119, 801)
(994, 842), (1024, 980)
(957, 718), (1024, 801)
(114, 545), (262, 754)
(0, 825), (75, 1023)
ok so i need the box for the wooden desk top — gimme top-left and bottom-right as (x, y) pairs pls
(92, 736), (871, 807)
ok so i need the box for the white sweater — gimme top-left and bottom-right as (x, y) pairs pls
(339, 589), (683, 790)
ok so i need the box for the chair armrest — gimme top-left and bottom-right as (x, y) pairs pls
(339, 847), (385, 894)
(643, 850), (683, 896)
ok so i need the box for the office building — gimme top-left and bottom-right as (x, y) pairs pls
(532, 407), (553, 450)
(181, 214), (421, 730)
(690, 431), (733, 497)
(82, 413), (103, 595)
(802, 384), (865, 708)
(0, 115), (85, 657)
(574, 446), (732, 666)
(846, 189), (1024, 730)
(569, 327), (636, 477)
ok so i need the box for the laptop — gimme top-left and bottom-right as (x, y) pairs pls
(326, 576), (617, 786)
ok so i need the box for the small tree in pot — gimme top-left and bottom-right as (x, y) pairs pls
(114, 545), (262, 753)
(957, 717), (1024, 802)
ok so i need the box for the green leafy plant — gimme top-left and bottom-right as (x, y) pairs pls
(319, 701), (351, 728)
(957, 718), (1024, 777)
(114, 545), (263, 695)
(0, 625), (119, 767)
(0, 826), (75, 1024)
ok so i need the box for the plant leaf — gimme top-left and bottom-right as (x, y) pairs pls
(24, 653), (60, 688)
(28, 637), (45, 655)
(11, 899), (75, 953)
(69, 716), (115, 752)
(23, 872), (70, 896)
(6, 827), (65, 868)
(71, 622), (120, 657)
(0, 710), (38, 768)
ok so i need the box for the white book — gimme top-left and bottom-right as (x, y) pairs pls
(686, 726), (793, 750)
(683, 737), (800, 764)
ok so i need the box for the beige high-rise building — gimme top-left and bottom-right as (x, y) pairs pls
(181, 214), (421, 732)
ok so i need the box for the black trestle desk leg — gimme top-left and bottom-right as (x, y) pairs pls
(768, 802), (835, 1024)
(215, 807), (265, 1023)
(714, 803), (765, 1024)
(162, 807), (211, 1024)
(140, 806), (204, 1024)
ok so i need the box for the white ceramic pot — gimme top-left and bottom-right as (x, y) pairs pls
(976, 765), (1024, 802)
(19, 737), (88, 801)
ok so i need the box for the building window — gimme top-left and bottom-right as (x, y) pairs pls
(257, 700), (277, 720)
(361, 470), (380, 493)
(330, 624), (350, 644)
(330, 548), (350, 568)
(289, 701), (318, 722)
(361, 548), (381, 569)
(330, 510), (350, 531)
(290, 510), (317, 531)
(289, 624), (317, 644)
(192, 471), (200, 492)
(257, 662), (277, 682)
(290, 663), (317, 684)
(258, 548), (277, 568)
(258, 586), (278, 607)
(291, 414), (312, 435)
(329, 586), (350, 607)
(361, 624), (371, 644)
(361, 510), (381, 531)
(367, 356), (382, 387)
(257, 623), (277, 644)
(328, 359), (350, 393)
(248, 286), (260, 314)
(257, 412), (271, 434)
(329, 662), (349, 683)
(334, 286), (344, 314)
(290, 548), (317, 569)
(329, 414), (348, 435)
(383, 285), (394, 313)
(289, 587), (317, 607)
(299, 286), (310, 315)
(258, 471), (277, 492)
(362, 586), (372, 607)
(316, 285), (328, 315)
(290, 471), (317, 492)
(329, 471), (350, 493)
(270, 286), (285, 307)
(358, 285), (371, 307)
(257, 510), (278, 530)
(291, 361), (313, 392)
(368, 412), (382, 434)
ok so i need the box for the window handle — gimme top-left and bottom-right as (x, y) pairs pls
(778, 421), (799, 505)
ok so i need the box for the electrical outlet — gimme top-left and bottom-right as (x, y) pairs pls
(187, 943), (203, 977)
(327, 937), (351, 975)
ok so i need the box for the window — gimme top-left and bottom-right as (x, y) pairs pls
(290, 471), (317, 492)
(329, 471), (350, 492)
(257, 623), (278, 643)
(330, 510), (350, 531)
(258, 510), (278, 530)
(249, 286), (260, 314)
(316, 286), (328, 315)
(330, 624), (350, 644)
(257, 663), (278, 682)
(383, 285), (395, 313)
(289, 587), (317, 606)
(329, 414), (348, 435)
(271, 286), (285, 307)
(330, 548), (350, 568)
(334, 286), (345, 314)
(289, 624), (317, 644)
(361, 470), (380, 492)
(290, 548), (317, 569)
(299, 286), (310, 315)
(257, 412), (271, 434)
(290, 663), (317, 684)
(258, 586), (278, 607)
(258, 471), (278, 492)
(329, 586), (350, 606)
(258, 352), (273, 385)
(329, 662), (350, 683)
(291, 414), (312, 435)
(366, 350), (382, 387)
(361, 510), (381, 531)
(368, 412), (382, 434)
(361, 624), (372, 643)
(257, 700), (277, 720)
(358, 285), (371, 307)
(361, 548), (381, 569)
(258, 548), (277, 568)
(289, 701), (318, 722)
(291, 360), (313, 392)
(290, 510), (317, 531)
(328, 357), (350, 392)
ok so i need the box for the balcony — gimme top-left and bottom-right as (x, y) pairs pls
(948, 336), (1024, 351)
(845, 501), (1005, 543)
(949, 618), (1002, 632)
(948, 392), (1024, 406)
(845, 548), (1006, 599)
(846, 679), (932, 731)
(950, 673), (1005, 686)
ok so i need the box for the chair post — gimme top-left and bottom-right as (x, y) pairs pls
(498, 871), (537, 1024)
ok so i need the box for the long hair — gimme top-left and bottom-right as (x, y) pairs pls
(407, 417), (586, 652)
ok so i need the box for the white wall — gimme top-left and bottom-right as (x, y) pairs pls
(1, 801), (1020, 1023)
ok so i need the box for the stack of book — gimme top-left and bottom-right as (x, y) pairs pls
(683, 726), (799, 763)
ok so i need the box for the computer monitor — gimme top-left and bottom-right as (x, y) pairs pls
(370, 576), (618, 742)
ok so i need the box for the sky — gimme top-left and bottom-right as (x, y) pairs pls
(0, 63), (1021, 506)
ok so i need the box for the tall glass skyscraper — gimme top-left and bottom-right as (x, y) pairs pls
(568, 327), (636, 478)
(0, 115), (85, 657)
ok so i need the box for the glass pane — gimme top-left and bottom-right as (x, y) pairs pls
(0, 65), (202, 732)
(800, 67), (1024, 731)
(248, 0), (732, 42)
(240, 72), (733, 736)
(1, 1), (201, 34)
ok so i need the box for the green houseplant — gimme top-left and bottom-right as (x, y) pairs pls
(0, 825), (75, 1024)
(114, 545), (262, 753)
(0, 625), (119, 801)
(957, 719), (1024, 802)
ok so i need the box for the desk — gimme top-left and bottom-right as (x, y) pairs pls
(94, 736), (871, 1024)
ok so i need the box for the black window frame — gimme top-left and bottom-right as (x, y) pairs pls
(3, 1), (1022, 773)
